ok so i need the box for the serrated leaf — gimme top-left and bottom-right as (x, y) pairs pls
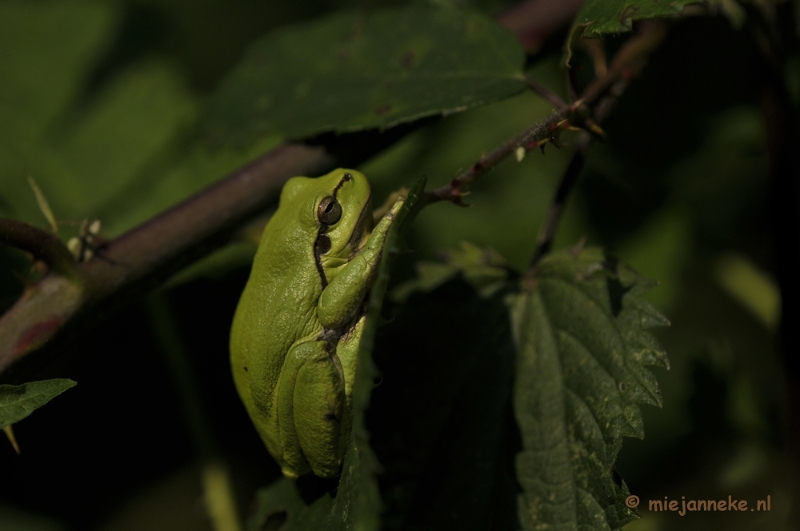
(204, 5), (526, 146)
(246, 179), (426, 531)
(509, 248), (669, 530)
(0, 379), (77, 429)
(575, 0), (700, 38)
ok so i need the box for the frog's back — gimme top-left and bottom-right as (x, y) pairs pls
(229, 184), (324, 453)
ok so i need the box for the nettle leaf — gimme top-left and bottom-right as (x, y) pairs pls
(509, 248), (669, 530)
(0, 379), (77, 429)
(246, 179), (426, 531)
(204, 5), (526, 146)
(575, 0), (700, 38)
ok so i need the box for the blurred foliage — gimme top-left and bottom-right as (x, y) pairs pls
(0, 0), (795, 530)
(0, 1), (280, 240)
(574, 0), (699, 38)
(0, 379), (76, 429)
(204, 4), (527, 145)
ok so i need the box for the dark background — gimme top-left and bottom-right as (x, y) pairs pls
(0, 1), (796, 529)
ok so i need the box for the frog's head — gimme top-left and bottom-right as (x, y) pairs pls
(280, 168), (374, 271)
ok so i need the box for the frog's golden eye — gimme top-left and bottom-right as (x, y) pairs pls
(317, 196), (342, 225)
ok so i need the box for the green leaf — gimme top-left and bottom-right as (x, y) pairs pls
(509, 248), (669, 530)
(574, 0), (700, 38)
(391, 241), (510, 301)
(0, 1), (273, 243)
(246, 179), (426, 531)
(0, 379), (77, 429)
(0, 2), (117, 140)
(204, 5), (526, 146)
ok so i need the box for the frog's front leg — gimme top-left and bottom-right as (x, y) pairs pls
(317, 198), (405, 329)
(275, 339), (346, 478)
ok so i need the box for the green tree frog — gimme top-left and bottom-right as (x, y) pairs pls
(230, 168), (405, 478)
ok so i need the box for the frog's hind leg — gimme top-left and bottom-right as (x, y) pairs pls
(274, 339), (340, 478)
(291, 340), (346, 478)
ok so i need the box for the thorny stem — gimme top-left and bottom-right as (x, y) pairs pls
(529, 132), (591, 268)
(0, 13), (665, 381)
(585, 39), (608, 78)
(5, 9), (575, 380)
(525, 76), (568, 110)
(0, 143), (333, 380)
(530, 74), (631, 270)
(426, 21), (667, 208)
(575, 21), (666, 109)
(426, 111), (570, 205)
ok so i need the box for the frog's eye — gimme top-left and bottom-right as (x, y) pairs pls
(317, 196), (342, 225)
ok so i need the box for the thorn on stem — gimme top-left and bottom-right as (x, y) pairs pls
(4, 425), (20, 455)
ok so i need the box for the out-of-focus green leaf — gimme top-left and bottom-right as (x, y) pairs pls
(668, 107), (766, 248)
(0, 379), (76, 429)
(715, 253), (780, 331)
(617, 207), (692, 312)
(510, 248), (669, 530)
(0, 1), (276, 243)
(247, 179), (425, 531)
(0, 2), (116, 140)
(391, 241), (509, 301)
(46, 62), (196, 216)
(709, 0), (747, 28)
(574, 0), (700, 38)
(204, 4), (526, 146)
(0, 1), (114, 223)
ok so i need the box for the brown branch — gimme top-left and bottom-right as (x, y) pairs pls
(0, 219), (82, 280)
(573, 21), (667, 111)
(0, 7), (665, 383)
(529, 131), (591, 268)
(427, 21), (667, 207)
(0, 143), (333, 381)
(528, 22), (653, 270)
(425, 111), (570, 205)
(525, 76), (568, 110)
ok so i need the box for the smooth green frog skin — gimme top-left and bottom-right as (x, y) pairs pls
(230, 168), (404, 478)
